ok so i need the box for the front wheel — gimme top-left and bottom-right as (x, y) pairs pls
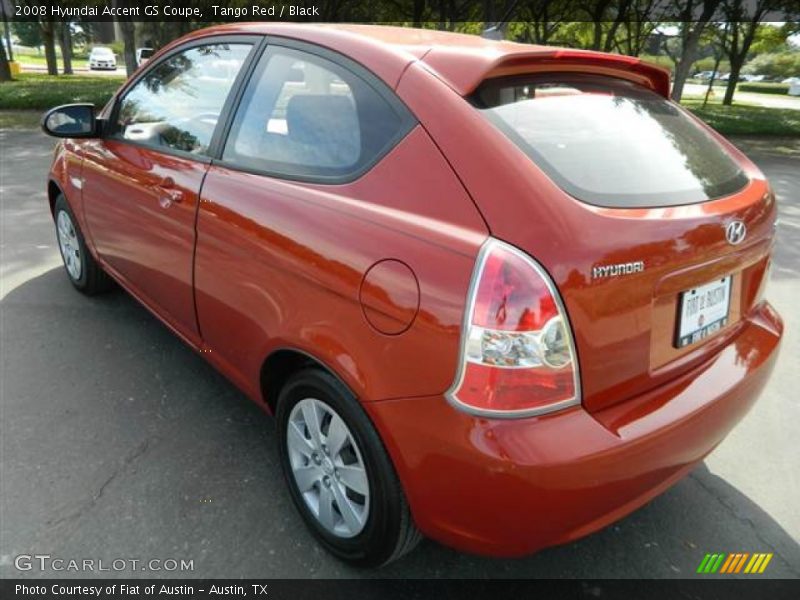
(276, 369), (421, 567)
(53, 194), (112, 295)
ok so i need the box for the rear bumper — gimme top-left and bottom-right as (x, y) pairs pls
(365, 302), (782, 557)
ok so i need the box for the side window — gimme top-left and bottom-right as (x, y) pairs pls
(114, 42), (253, 155)
(222, 46), (413, 181)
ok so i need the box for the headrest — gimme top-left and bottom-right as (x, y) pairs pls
(286, 94), (359, 147)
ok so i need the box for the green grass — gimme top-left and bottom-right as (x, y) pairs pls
(0, 73), (124, 110)
(12, 52), (89, 69)
(682, 99), (800, 136)
(737, 82), (789, 95)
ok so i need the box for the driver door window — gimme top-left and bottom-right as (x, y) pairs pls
(114, 42), (253, 155)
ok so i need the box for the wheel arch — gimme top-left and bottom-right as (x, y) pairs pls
(259, 347), (360, 415)
(48, 179), (64, 216)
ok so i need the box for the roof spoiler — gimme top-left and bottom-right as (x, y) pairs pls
(422, 47), (672, 99)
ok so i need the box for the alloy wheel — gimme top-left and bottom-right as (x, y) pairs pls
(56, 210), (82, 281)
(286, 398), (370, 538)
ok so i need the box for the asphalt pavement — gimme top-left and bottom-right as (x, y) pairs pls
(0, 130), (798, 579)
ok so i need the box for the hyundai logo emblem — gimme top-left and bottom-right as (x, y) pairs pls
(725, 221), (747, 245)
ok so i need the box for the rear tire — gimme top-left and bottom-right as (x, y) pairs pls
(276, 368), (421, 567)
(53, 194), (112, 295)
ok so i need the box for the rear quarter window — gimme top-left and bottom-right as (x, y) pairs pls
(472, 74), (749, 208)
(222, 45), (415, 183)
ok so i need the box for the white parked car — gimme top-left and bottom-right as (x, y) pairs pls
(136, 47), (154, 66)
(89, 47), (117, 70)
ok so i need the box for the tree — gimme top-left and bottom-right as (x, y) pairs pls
(570, 0), (643, 52)
(113, 0), (137, 77)
(742, 51), (800, 79)
(716, 0), (776, 105)
(748, 22), (791, 55)
(510, 0), (571, 45)
(0, 37), (11, 82)
(58, 22), (73, 75)
(16, 2), (58, 74)
(702, 22), (728, 107)
(615, 0), (666, 56)
(39, 18), (58, 75)
(12, 22), (42, 48)
(662, 0), (722, 102)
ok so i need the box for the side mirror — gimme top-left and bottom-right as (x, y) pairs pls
(41, 104), (99, 138)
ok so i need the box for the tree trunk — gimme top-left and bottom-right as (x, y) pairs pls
(722, 59), (743, 106)
(40, 20), (58, 75)
(720, 9), (763, 107)
(59, 22), (73, 75)
(3, 11), (14, 62)
(672, 35), (700, 102)
(591, 21), (604, 50)
(113, 0), (138, 77)
(120, 21), (137, 77)
(671, 25), (705, 102)
(670, 1), (722, 102)
(602, 0), (631, 53)
(412, 0), (425, 27)
(483, 0), (495, 25)
(447, 0), (455, 31)
(0, 40), (12, 82)
(702, 48), (724, 108)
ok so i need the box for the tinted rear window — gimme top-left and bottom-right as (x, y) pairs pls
(472, 74), (748, 208)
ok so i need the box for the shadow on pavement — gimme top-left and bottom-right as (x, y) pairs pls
(2, 267), (799, 579)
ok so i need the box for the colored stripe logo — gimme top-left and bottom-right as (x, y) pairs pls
(696, 552), (773, 574)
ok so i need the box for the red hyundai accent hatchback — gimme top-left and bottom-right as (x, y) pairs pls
(42, 24), (782, 566)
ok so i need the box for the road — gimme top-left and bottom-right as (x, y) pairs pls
(0, 130), (798, 579)
(683, 83), (800, 110)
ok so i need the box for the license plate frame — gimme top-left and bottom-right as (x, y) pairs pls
(675, 276), (733, 348)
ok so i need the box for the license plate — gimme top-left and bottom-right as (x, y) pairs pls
(675, 276), (732, 348)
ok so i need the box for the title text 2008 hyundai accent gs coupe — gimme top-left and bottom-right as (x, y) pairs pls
(42, 24), (783, 567)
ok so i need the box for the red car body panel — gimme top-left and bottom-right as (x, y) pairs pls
(193, 126), (487, 402)
(366, 302), (781, 556)
(46, 24), (783, 557)
(80, 139), (206, 343)
(397, 62), (776, 412)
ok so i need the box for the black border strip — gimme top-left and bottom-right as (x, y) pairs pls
(2, 579), (799, 600)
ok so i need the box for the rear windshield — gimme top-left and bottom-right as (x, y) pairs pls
(471, 74), (748, 208)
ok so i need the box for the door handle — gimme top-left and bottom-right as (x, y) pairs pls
(154, 176), (184, 208)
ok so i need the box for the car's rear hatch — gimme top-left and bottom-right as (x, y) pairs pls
(546, 180), (775, 414)
(447, 56), (776, 414)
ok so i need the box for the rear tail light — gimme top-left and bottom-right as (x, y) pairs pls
(447, 239), (581, 418)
